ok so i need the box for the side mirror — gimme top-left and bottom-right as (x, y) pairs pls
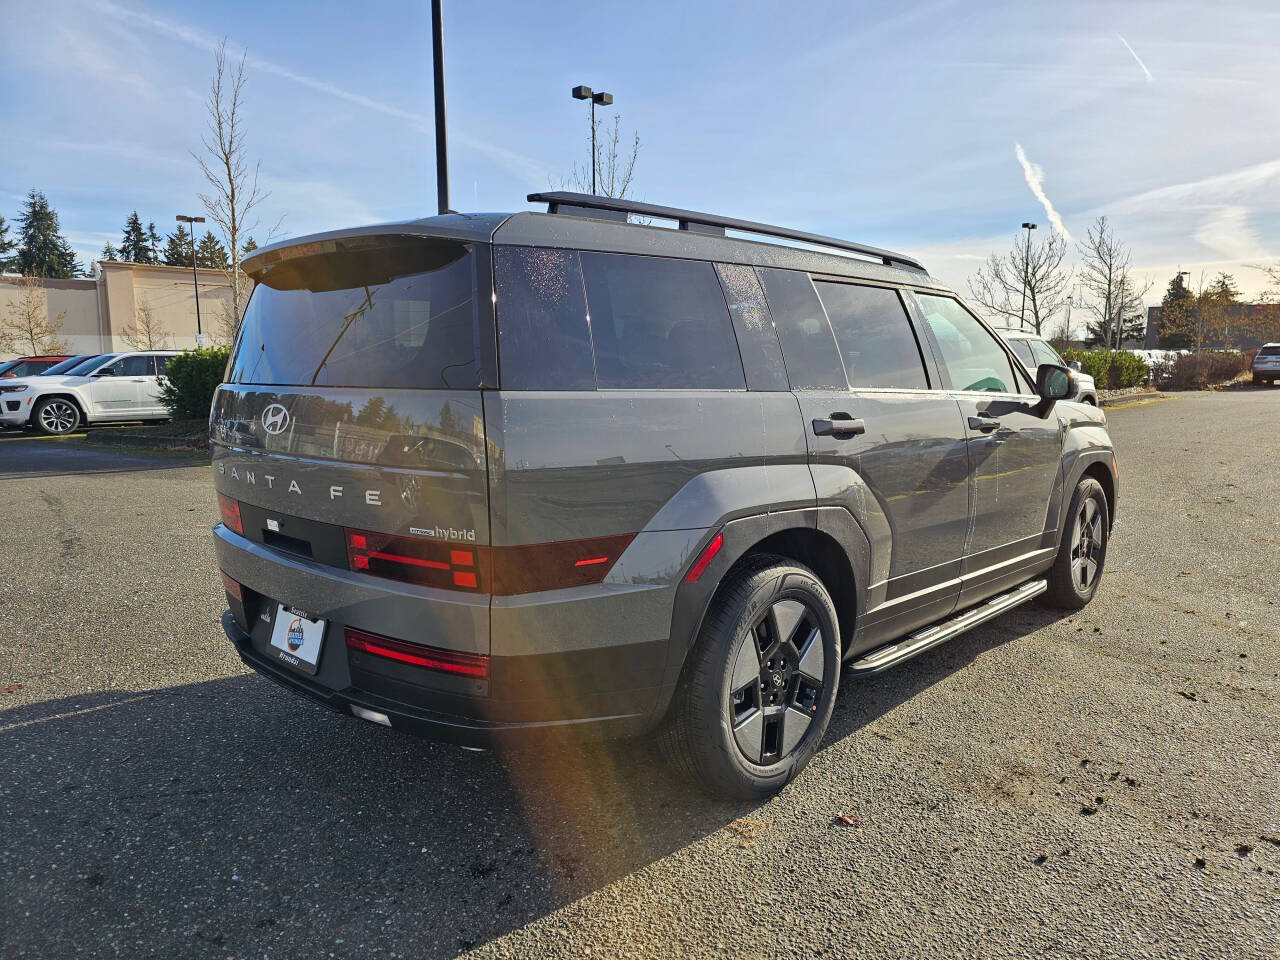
(1036, 363), (1073, 402)
(1068, 360), (1083, 373)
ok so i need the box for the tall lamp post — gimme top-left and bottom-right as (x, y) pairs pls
(571, 85), (613, 195)
(176, 214), (206, 346)
(1019, 221), (1037, 330)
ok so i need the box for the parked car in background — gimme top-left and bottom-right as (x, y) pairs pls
(210, 192), (1117, 799)
(996, 328), (1098, 404)
(1253, 343), (1280, 386)
(0, 355), (72, 378)
(0, 350), (178, 435)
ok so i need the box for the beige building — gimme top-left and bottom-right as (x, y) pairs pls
(0, 261), (236, 359)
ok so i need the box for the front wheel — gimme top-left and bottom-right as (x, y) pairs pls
(33, 397), (81, 435)
(1044, 477), (1110, 609)
(661, 555), (841, 799)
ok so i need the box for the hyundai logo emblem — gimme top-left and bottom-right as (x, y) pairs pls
(260, 403), (290, 436)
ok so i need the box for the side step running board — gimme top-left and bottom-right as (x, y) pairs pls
(849, 579), (1047, 675)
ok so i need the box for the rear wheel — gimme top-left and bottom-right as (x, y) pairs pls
(661, 555), (840, 799)
(33, 397), (80, 435)
(1044, 477), (1109, 609)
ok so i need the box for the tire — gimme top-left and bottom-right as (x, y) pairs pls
(1253, 375), (1262, 386)
(1082, 396), (1096, 406)
(32, 397), (81, 435)
(660, 554), (841, 799)
(1043, 477), (1110, 609)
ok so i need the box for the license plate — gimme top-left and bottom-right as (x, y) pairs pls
(268, 604), (326, 675)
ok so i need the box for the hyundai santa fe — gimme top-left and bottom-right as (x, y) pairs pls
(211, 192), (1118, 798)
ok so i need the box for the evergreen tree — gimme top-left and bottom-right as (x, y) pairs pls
(241, 236), (258, 257)
(99, 242), (119, 263)
(15, 190), (80, 279)
(163, 224), (193, 266)
(0, 215), (17, 273)
(145, 221), (162, 264)
(1158, 273), (1195, 349)
(119, 210), (149, 262)
(195, 231), (229, 270)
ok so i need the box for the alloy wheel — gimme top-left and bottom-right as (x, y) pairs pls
(1070, 496), (1104, 590)
(728, 597), (827, 765)
(38, 400), (77, 434)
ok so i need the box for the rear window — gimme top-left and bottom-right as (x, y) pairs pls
(580, 252), (745, 390)
(813, 281), (927, 389)
(1259, 346), (1280, 356)
(229, 236), (481, 390)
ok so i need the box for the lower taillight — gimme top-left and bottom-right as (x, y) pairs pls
(345, 628), (489, 679)
(217, 493), (243, 535)
(219, 569), (243, 602)
(345, 528), (483, 592)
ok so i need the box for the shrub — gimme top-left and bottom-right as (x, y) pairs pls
(159, 346), (231, 421)
(1163, 350), (1254, 390)
(1058, 348), (1149, 389)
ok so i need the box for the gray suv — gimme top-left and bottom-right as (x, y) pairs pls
(211, 192), (1118, 799)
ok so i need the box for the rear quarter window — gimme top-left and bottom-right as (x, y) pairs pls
(229, 236), (482, 390)
(494, 246), (595, 390)
(580, 252), (745, 390)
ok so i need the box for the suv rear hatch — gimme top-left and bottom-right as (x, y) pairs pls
(212, 232), (496, 683)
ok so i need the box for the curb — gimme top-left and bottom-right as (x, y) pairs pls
(1100, 392), (1169, 409)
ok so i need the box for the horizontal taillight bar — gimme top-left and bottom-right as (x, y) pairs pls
(345, 627), (489, 679)
(343, 528), (635, 596)
(217, 493), (243, 535)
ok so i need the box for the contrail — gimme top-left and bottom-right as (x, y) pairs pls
(1117, 33), (1153, 83)
(1014, 144), (1072, 242)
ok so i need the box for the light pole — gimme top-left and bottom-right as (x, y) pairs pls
(431, 0), (450, 215)
(1019, 221), (1037, 330)
(571, 85), (613, 195)
(176, 214), (206, 346)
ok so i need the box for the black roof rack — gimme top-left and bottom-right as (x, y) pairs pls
(527, 191), (925, 272)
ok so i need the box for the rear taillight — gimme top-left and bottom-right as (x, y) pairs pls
(345, 528), (483, 592)
(219, 569), (243, 602)
(217, 494), (243, 535)
(345, 627), (489, 678)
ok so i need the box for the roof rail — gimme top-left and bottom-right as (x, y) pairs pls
(527, 191), (925, 272)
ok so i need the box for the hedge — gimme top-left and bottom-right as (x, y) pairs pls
(1058, 348), (1149, 389)
(158, 346), (231, 421)
(1162, 350), (1255, 390)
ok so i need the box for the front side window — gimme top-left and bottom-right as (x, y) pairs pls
(580, 252), (745, 390)
(916, 295), (1020, 393)
(495, 246), (595, 390)
(113, 355), (155, 377)
(1007, 339), (1036, 367)
(757, 268), (847, 390)
(1029, 339), (1064, 368)
(229, 236), (480, 390)
(814, 281), (927, 389)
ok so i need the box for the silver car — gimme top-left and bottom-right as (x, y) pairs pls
(997, 329), (1098, 405)
(1253, 343), (1280, 386)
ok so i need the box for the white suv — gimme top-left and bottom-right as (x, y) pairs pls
(1253, 343), (1280, 386)
(0, 351), (180, 435)
(996, 329), (1098, 405)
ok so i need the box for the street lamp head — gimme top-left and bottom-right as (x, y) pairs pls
(176, 214), (206, 225)
(1021, 222), (1037, 230)
(571, 85), (593, 100)
(592, 91), (613, 106)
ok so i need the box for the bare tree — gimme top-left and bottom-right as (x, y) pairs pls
(1076, 216), (1152, 349)
(1, 273), (70, 355)
(195, 38), (267, 341)
(967, 230), (1071, 334)
(120, 296), (171, 350)
(562, 114), (641, 200)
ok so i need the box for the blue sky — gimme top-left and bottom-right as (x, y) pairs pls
(3, 0), (1278, 306)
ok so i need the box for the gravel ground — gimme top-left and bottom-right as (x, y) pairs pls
(0, 391), (1277, 959)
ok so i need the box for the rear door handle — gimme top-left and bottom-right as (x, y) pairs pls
(812, 415), (865, 438)
(968, 415), (1000, 434)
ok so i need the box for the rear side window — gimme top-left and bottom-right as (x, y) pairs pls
(112, 355), (155, 376)
(813, 282), (927, 389)
(495, 246), (595, 390)
(154, 355), (172, 376)
(916, 295), (1020, 393)
(715, 263), (789, 391)
(757, 268), (846, 390)
(580, 252), (744, 390)
(229, 237), (480, 390)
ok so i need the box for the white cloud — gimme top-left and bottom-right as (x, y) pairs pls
(1116, 34), (1154, 83)
(1192, 206), (1266, 261)
(1014, 144), (1072, 242)
(1105, 159), (1280, 214)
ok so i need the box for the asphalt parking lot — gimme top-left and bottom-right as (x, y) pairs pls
(1, 391), (1277, 960)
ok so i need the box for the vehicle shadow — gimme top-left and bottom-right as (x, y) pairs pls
(0, 603), (1061, 958)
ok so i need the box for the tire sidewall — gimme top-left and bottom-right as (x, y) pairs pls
(709, 565), (841, 793)
(1063, 478), (1109, 604)
(35, 398), (79, 435)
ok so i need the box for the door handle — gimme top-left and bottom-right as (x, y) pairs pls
(967, 415), (1000, 434)
(812, 415), (865, 438)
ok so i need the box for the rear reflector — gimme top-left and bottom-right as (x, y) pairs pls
(490, 533), (635, 594)
(345, 627), (490, 679)
(219, 569), (243, 602)
(217, 494), (243, 535)
(684, 531), (724, 584)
